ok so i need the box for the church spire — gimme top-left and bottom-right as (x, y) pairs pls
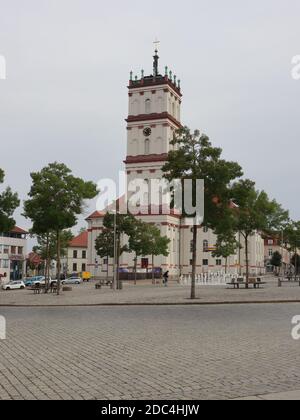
(153, 39), (160, 77)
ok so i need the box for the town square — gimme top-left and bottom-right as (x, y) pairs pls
(1, 0), (300, 404)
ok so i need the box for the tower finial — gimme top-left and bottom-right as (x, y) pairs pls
(153, 39), (160, 77)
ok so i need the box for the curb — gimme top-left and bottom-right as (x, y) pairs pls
(1, 300), (300, 308)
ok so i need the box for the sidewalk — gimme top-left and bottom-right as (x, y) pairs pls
(1, 277), (300, 307)
(233, 389), (300, 400)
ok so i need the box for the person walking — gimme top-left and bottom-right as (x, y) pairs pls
(163, 271), (169, 287)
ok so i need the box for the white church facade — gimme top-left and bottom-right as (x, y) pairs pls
(86, 51), (265, 278)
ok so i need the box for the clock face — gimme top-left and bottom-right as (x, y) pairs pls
(143, 127), (152, 137)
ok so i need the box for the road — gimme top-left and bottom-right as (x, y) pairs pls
(0, 304), (300, 400)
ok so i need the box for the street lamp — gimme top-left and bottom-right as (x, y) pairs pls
(112, 210), (117, 291)
(293, 226), (299, 282)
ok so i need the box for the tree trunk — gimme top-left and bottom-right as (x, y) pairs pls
(238, 232), (242, 276)
(45, 232), (50, 291)
(56, 230), (61, 295)
(245, 235), (249, 285)
(134, 255), (137, 286)
(116, 236), (121, 290)
(191, 225), (197, 300)
(106, 256), (109, 282)
(152, 254), (155, 285)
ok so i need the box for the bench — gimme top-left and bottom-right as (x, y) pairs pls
(95, 280), (113, 290)
(227, 278), (266, 289)
(278, 277), (300, 287)
(30, 285), (45, 294)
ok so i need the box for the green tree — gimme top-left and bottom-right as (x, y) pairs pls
(162, 127), (243, 299)
(128, 220), (147, 284)
(212, 232), (240, 273)
(270, 251), (282, 275)
(0, 168), (20, 232)
(145, 224), (170, 284)
(95, 212), (136, 289)
(230, 179), (288, 283)
(24, 163), (97, 294)
(33, 230), (74, 279)
(129, 222), (170, 284)
(283, 221), (300, 278)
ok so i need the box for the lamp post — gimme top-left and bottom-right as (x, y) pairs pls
(113, 210), (117, 291)
(293, 226), (299, 282)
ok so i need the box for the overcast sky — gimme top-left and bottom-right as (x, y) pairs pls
(0, 0), (300, 240)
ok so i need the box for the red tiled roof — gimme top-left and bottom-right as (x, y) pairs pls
(27, 252), (43, 265)
(11, 226), (28, 234)
(69, 231), (88, 248)
(85, 211), (105, 220)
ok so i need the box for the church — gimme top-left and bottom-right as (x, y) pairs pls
(86, 50), (265, 279)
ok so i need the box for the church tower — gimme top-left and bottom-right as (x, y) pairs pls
(125, 48), (182, 182)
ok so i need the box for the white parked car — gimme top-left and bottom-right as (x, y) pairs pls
(61, 277), (82, 285)
(2, 281), (26, 291)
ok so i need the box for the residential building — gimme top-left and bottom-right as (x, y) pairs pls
(63, 231), (88, 275)
(0, 227), (28, 283)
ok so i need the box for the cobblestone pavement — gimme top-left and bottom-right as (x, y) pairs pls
(1, 277), (300, 307)
(1, 304), (300, 400)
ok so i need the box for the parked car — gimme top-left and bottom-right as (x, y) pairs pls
(24, 276), (45, 287)
(61, 277), (82, 285)
(2, 281), (26, 291)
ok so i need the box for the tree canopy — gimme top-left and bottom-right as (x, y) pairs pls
(0, 168), (20, 232)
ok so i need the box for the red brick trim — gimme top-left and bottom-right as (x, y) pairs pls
(124, 153), (168, 164)
(126, 112), (181, 129)
(129, 80), (182, 97)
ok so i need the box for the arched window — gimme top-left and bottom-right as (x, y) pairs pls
(131, 139), (138, 155)
(154, 137), (163, 154)
(145, 138), (150, 155)
(203, 240), (209, 252)
(145, 99), (151, 114)
(157, 96), (163, 113)
(132, 99), (139, 115)
(143, 179), (149, 207)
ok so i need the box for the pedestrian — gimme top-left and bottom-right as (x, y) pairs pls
(163, 271), (169, 287)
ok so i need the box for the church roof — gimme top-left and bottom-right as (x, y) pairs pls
(11, 226), (28, 234)
(85, 211), (105, 220)
(69, 231), (88, 248)
(128, 50), (182, 97)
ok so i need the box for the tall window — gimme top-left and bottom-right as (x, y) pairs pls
(82, 250), (86, 259)
(145, 99), (151, 114)
(145, 139), (150, 155)
(190, 240), (194, 253)
(203, 226), (209, 233)
(203, 240), (209, 252)
(73, 250), (78, 259)
(172, 102), (175, 117)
